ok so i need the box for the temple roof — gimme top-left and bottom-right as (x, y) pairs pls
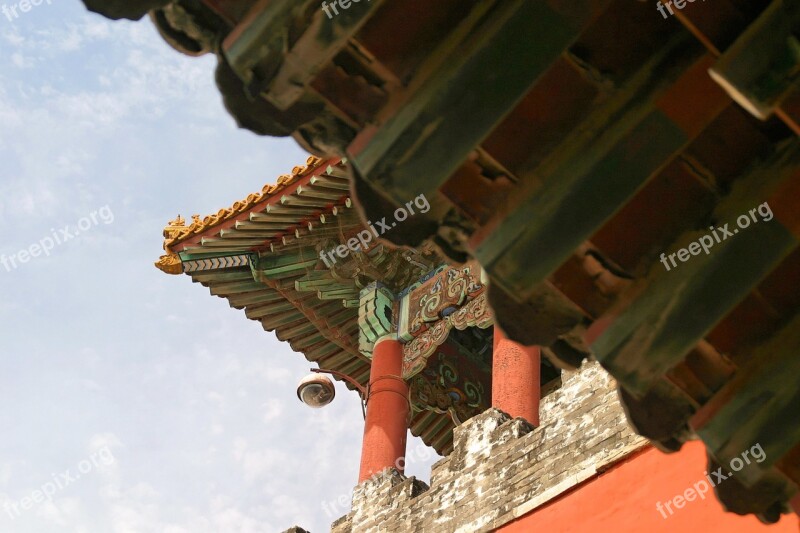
(155, 158), (459, 453)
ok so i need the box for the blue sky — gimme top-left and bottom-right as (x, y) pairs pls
(0, 3), (438, 531)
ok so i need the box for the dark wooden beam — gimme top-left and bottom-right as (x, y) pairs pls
(692, 313), (800, 486)
(671, 0), (753, 56)
(592, 141), (800, 396)
(708, 0), (800, 129)
(263, 1), (387, 110)
(472, 44), (724, 300)
(222, 0), (314, 96)
(349, 0), (611, 206)
(222, 0), (386, 109)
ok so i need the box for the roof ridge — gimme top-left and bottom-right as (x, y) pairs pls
(155, 155), (328, 274)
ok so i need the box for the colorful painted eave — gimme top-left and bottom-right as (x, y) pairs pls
(154, 155), (344, 274)
(152, 157), (460, 454)
(150, 155), (368, 398)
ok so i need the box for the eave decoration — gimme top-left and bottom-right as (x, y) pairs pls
(409, 347), (488, 426)
(399, 264), (492, 378)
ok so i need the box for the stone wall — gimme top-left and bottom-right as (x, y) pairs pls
(330, 361), (649, 532)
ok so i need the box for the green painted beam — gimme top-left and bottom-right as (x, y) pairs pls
(253, 253), (319, 278)
(244, 299), (298, 319)
(209, 280), (264, 295)
(693, 313), (800, 486)
(260, 308), (305, 330)
(295, 279), (337, 292)
(317, 287), (359, 300)
(593, 141), (800, 395)
(325, 309), (357, 328)
(709, 0), (800, 120)
(351, 0), (609, 206)
(302, 333), (346, 354)
(358, 284), (394, 357)
(190, 270), (253, 283)
(265, 0), (387, 109)
(200, 237), (266, 247)
(289, 332), (327, 350)
(480, 111), (686, 297)
(223, 0), (316, 97)
(474, 34), (706, 300)
(179, 251), (253, 262)
(226, 290), (285, 307)
(310, 174), (350, 190)
(295, 270), (355, 292)
(276, 319), (319, 339)
(224, 0), (385, 109)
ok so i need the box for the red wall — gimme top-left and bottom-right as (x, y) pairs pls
(498, 441), (799, 533)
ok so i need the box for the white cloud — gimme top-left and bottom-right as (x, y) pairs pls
(37, 497), (84, 528)
(2, 30), (25, 47)
(11, 51), (34, 68)
(88, 433), (122, 454)
(0, 463), (13, 486)
(232, 438), (288, 484)
(261, 398), (283, 423)
(80, 379), (103, 392)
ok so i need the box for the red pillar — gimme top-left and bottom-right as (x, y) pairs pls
(358, 335), (409, 483)
(492, 325), (541, 425)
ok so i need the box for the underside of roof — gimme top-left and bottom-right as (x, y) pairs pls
(88, 0), (800, 521)
(157, 159), (470, 454)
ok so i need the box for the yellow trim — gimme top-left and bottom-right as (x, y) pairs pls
(155, 156), (327, 274)
(154, 253), (183, 275)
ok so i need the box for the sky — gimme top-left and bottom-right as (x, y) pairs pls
(0, 2), (439, 532)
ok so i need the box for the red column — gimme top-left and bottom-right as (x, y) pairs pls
(358, 335), (409, 483)
(492, 325), (541, 425)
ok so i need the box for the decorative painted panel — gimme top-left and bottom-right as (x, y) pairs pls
(408, 340), (491, 426)
(402, 292), (493, 378)
(358, 282), (395, 359)
(182, 254), (251, 272)
(398, 263), (484, 342)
